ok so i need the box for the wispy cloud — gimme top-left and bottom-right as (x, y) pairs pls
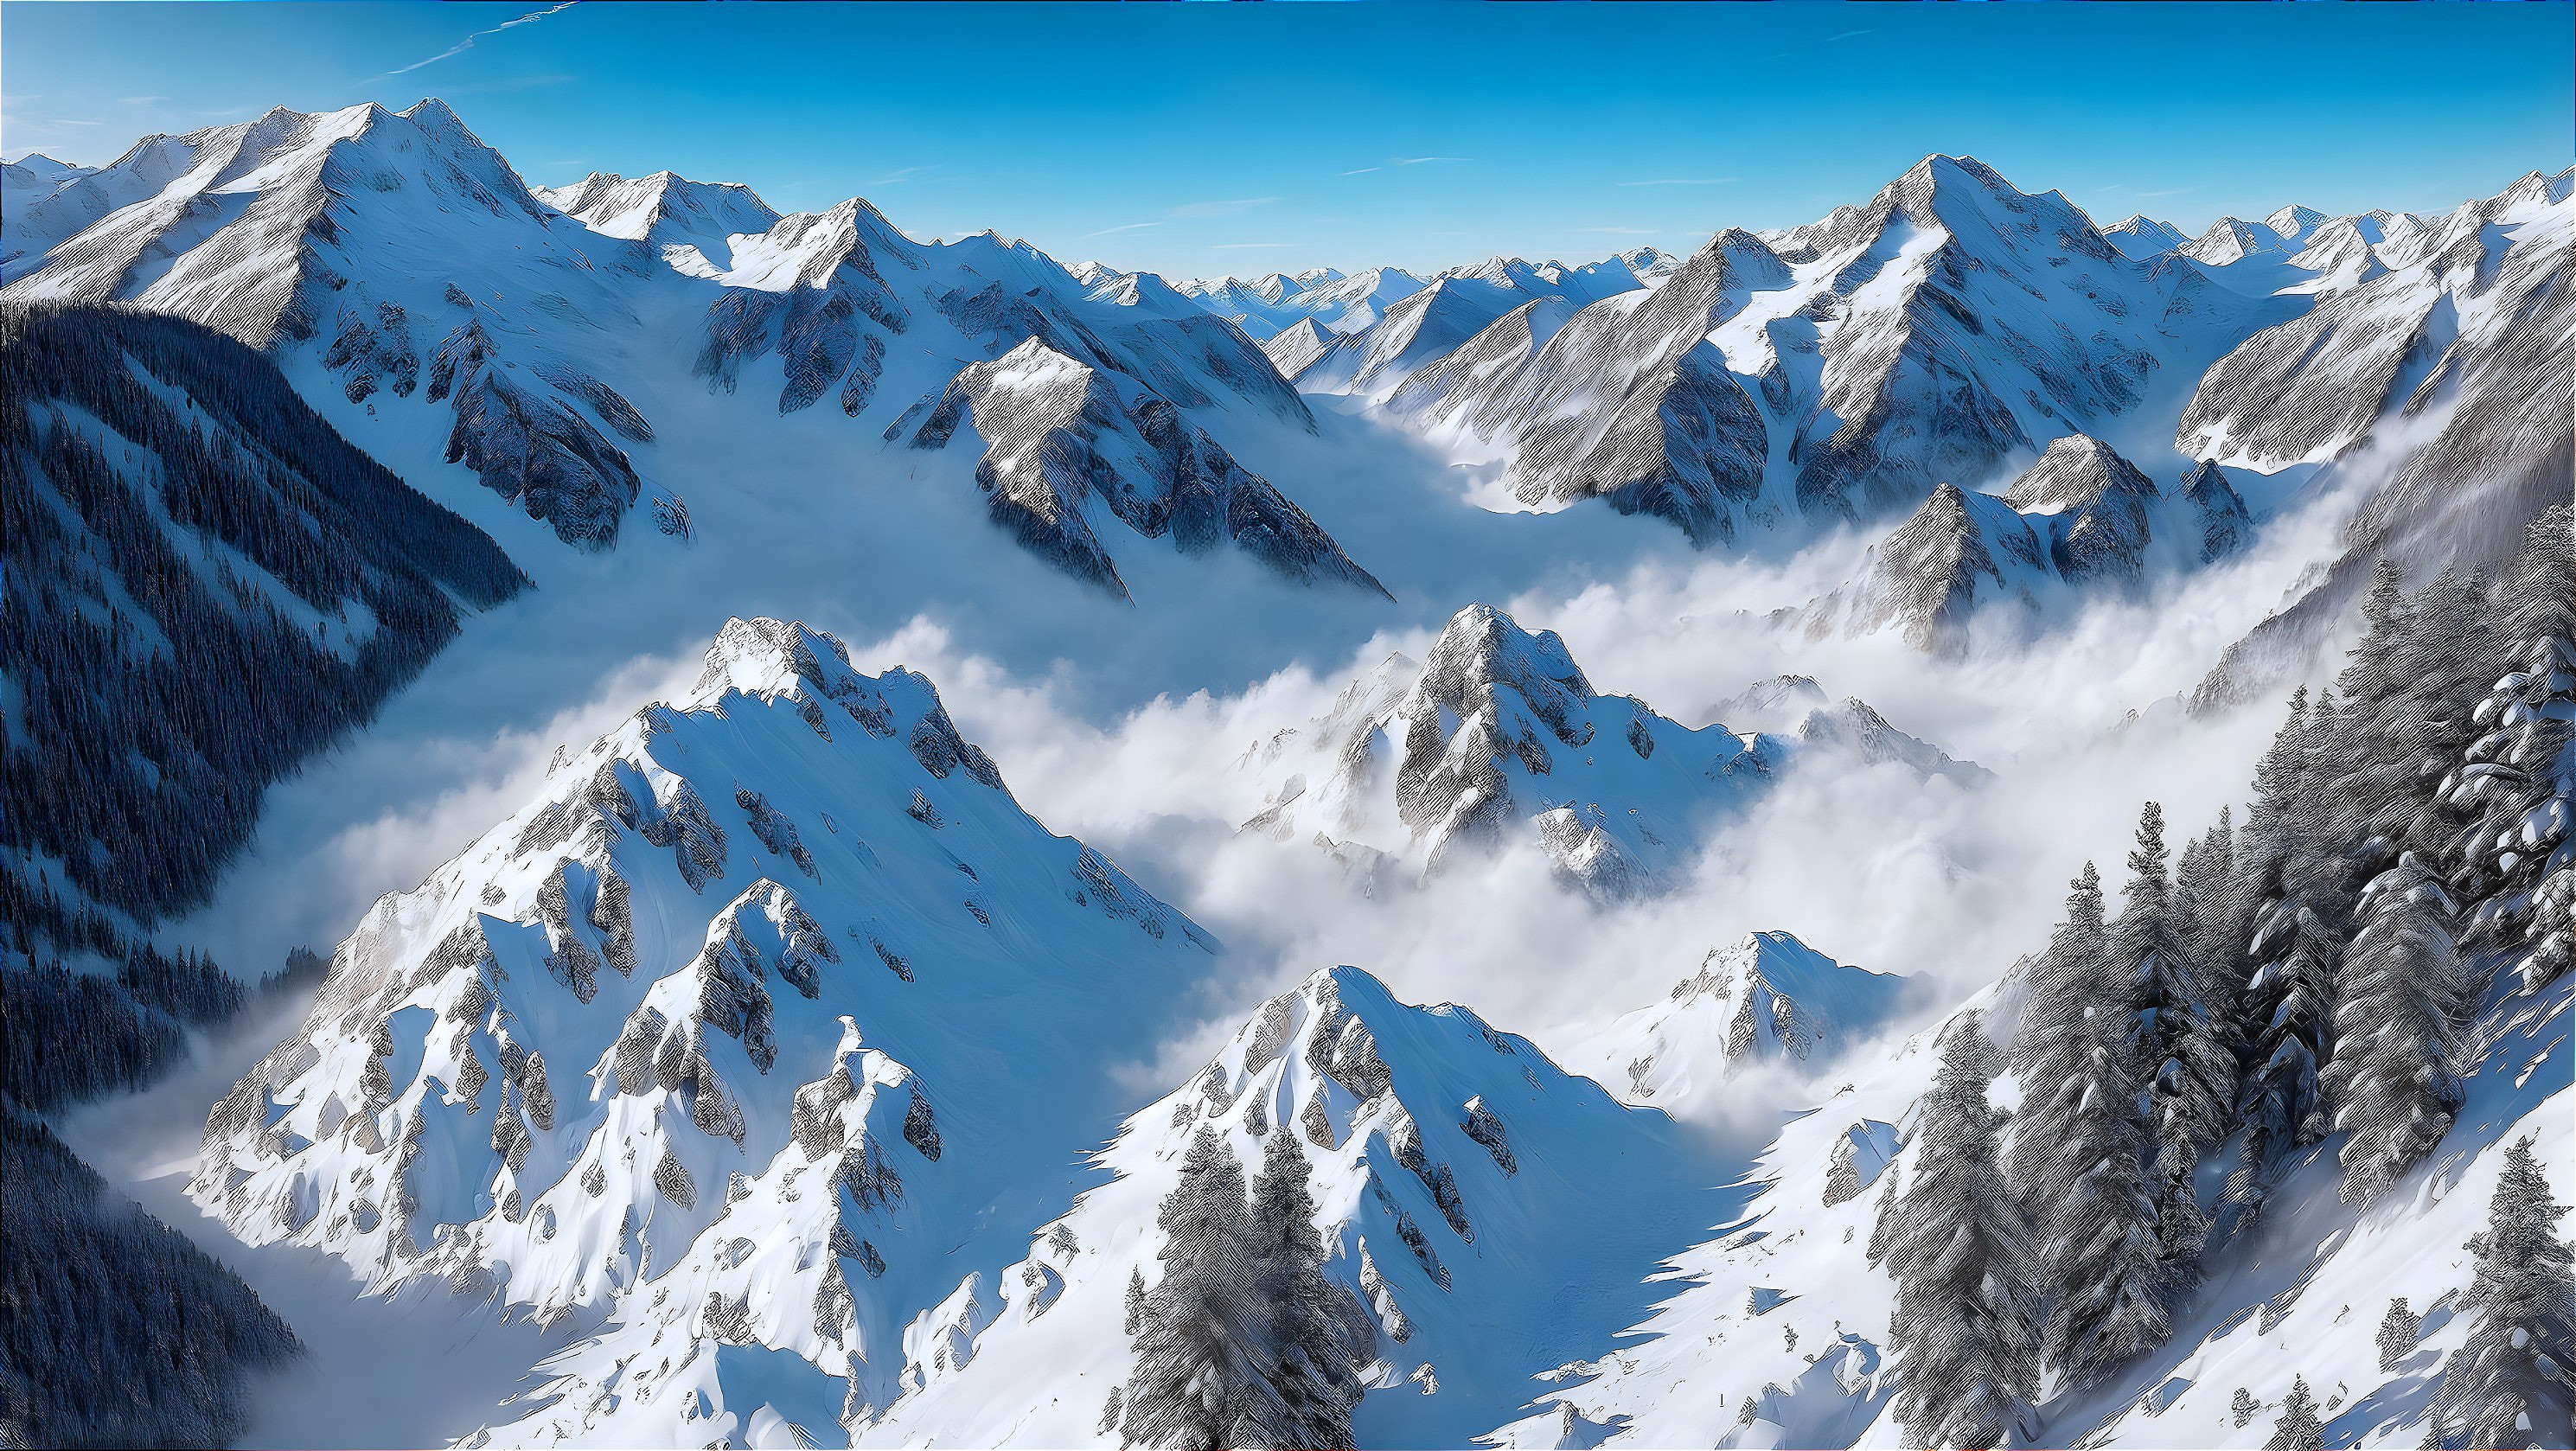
(1576, 226), (1659, 235)
(1340, 166), (1379, 176)
(1170, 196), (1278, 219)
(1213, 242), (1300, 250)
(2096, 183), (2125, 193)
(872, 164), (942, 186)
(1396, 156), (1467, 166)
(1831, 29), (1876, 42)
(118, 95), (170, 105)
(1617, 177), (1736, 188)
(1083, 221), (1160, 239)
(379, 1), (578, 80)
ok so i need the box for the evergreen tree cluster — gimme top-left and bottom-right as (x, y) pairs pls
(1879, 506), (2574, 1445)
(0, 1107), (302, 1448)
(1122, 1127), (1368, 1450)
(1, 302), (527, 943)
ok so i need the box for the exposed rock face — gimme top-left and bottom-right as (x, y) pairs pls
(901, 338), (1384, 600)
(430, 321), (643, 550)
(193, 616), (1219, 1426)
(1581, 931), (1910, 1107)
(1238, 604), (1779, 897)
(1396, 230), (1787, 546)
(1801, 434), (2256, 655)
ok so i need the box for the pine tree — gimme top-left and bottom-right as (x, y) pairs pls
(2004, 828), (2169, 1388)
(2319, 853), (2468, 1204)
(2231, 686), (2344, 1223)
(2174, 808), (2247, 1045)
(1122, 1128), (1281, 1450)
(2114, 802), (2231, 1317)
(1125, 1267), (1147, 1336)
(1244, 1128), (1362, 1451)
(2378, 1297), (2420, 1373)
(2434, 1135), (2575, 1449)
(2007, 862), (2109, 1211)
(2266, 1374), (2325, 1451)
(2443, 504), (2576, 993)
(1882, 1016), (2042, 1450)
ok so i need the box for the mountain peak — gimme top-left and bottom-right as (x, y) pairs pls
(1999, 433), (2157, 515)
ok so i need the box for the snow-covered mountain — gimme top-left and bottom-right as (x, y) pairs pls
(1797, 434), (2253, 655)
(1176, 266), (1429, 341)
(841, 965), (1736, 1449)
(2102, 214), (2189, 259)
(1572, 931), (1913, 1107)
(889, 336), (1385, 601)
(2185, 167), (2573, 708)
(1334, 156), (2285, 550)
(1235, 604), (1784, 898)
(192, 617), (1228, 1441)
(0, 101), (1369, 596)
(1237, 604), (1993, 896)
(531, 170), (782, 264)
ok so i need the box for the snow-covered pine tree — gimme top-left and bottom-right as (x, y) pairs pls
(1122, 1128), (1282, 1450)
(2444, 504), (2576, 994)
(2432, 1135), (2575, 1450)
(2378, 1297), (2420, 1373)
(1246, 1128), (1363, 1451)
(2318, 853), (2468, 1204)
(2175, 809), (2243, 1029)
(1882, 1016), (2042, 1450)
(2113, 802), (2231, 1315)
(1126, 1267), (1147, 1336)
(2231, 685), (2345, 1223)
(2034, 1017), (2167, 1388)
(2266, 1374), (2326, 1451)
(2006, 862), (2109, 1210)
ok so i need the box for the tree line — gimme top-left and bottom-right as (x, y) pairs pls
(1876, 506), (2573, 1449)
(1, 302), (525, 945)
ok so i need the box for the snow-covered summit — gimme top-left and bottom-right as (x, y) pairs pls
(1237, 604), (1780, 898)
(2101, 214), (2188, 259)
(534, 169), (781, 264)
(1576, 930), (1913, 1109)
(893, 336), (1385, 601)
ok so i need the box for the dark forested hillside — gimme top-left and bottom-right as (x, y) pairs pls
(0, 302), (527, 949)
(0, 304), (525, 1450)
(0, 1108), (303, 1448)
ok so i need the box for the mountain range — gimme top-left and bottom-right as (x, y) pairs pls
(3, 94), (2568, 1451)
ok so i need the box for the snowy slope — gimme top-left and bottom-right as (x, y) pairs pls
(1234, 604), (1783, 898)
(1486, 964), (2571, 1451)
(850, 965), (1739, 1450)
(1570, 931), (1914, 1107)
(191, 618), (1230, 1446)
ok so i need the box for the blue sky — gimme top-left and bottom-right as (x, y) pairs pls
(4, 3), (2567, 279)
